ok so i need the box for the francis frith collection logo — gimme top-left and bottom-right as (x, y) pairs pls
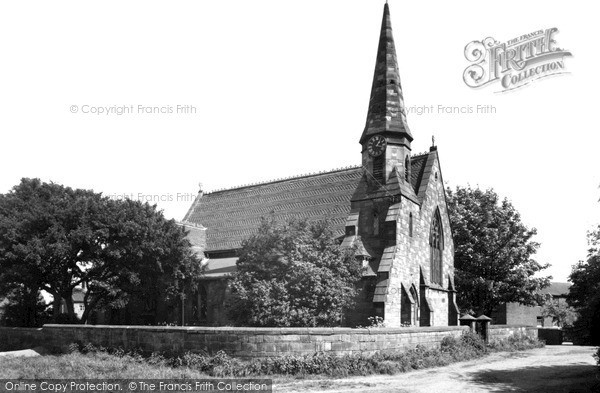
(463, 28), (572, 92)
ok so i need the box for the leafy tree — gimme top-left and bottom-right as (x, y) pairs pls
(0, 178), (202, 325)
(226, 217), (361, 327)
(446, 186), (550, 316)
(567, 227), (600, 345)
(0, 286), (50, 327)
(540, 296), (577, 328)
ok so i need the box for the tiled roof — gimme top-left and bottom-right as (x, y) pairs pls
(373, 278), (389, 302)
(540, 282), (571, 297)
(183, 152), (435, 253)
(184, 167), (364, 252)
(350, 152), (430, 205)
(378, 245), (396, 273)
(203, 253), (379, 280)
(203, 257), (237, 279)
(410, 152), (428, 192)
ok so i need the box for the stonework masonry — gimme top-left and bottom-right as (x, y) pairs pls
(0, 325), (537, 359)
(392, 154), (456, 327)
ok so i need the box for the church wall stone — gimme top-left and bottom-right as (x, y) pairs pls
(377, 154), (456, 328)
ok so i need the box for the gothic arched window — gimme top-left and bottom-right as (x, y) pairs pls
(430, 209), (444, 285)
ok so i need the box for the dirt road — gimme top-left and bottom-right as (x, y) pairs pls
(275, 346), (599, 393)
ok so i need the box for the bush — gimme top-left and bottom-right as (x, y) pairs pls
(487, 333), (544, 352)
(60, 332), (543, 378)
(367, 316), (386, 328)
(460, 330), (487, 352)
(174, 332), (492, 377)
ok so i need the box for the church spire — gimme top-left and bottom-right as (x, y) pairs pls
(360, 3), (412, 146)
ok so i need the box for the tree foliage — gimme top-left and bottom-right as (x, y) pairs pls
(0, 178), (202, 325)
(567, 226), (600, 345)
(0, 286), (50, 327)
(540, 296), (577, 328)
(226, 217), (362, 327)
(446, 186), (550, 316)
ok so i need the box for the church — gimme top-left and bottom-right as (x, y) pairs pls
(180, 3), (458, 328)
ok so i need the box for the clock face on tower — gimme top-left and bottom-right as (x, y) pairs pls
(367, 135), (386, 157)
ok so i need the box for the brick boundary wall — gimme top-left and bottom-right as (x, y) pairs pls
(0, 324), (535, 359)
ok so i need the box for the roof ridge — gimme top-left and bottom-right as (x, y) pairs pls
(206, 165), (363, 194)
(412, 151), (430, 158)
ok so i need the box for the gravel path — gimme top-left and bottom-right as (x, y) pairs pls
(275, 346), (599, 393)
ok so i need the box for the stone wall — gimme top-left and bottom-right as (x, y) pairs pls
(0, 324), (535, 359)
(488, 325), (538, 341)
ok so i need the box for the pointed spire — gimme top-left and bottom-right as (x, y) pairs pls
(360, 3), (412, 145)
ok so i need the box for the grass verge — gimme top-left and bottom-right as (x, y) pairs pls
(0, 331), (543, 379)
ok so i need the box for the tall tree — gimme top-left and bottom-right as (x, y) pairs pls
(541, 296), (578, 328)
(567, 226), (600, 345)
(0, 178), (202, 324)
(0, 286), (50, 327)
(226, 217), (361, 327)
(446, 186), (550, 316)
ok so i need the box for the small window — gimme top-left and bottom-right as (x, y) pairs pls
(373, 212), (379, 235)
(536, 317), (544, 327)
(409, 213), (413, 237)
(405, 155), (410, 181)
(385, 221), (396, 245)
(389, 79), (396, 84)
(435, 172), (438, 181)
(345, 226), (356, 236)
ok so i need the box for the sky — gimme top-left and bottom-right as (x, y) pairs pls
(1, 0), (599, 282)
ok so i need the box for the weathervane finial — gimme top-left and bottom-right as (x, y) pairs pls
(430, 134), (438, 151)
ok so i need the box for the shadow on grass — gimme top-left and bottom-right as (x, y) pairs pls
(468, 364), (600, 393)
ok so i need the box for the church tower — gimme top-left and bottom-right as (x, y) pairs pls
(343, 2), (457, 328)
(360, 3), (413, 186)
